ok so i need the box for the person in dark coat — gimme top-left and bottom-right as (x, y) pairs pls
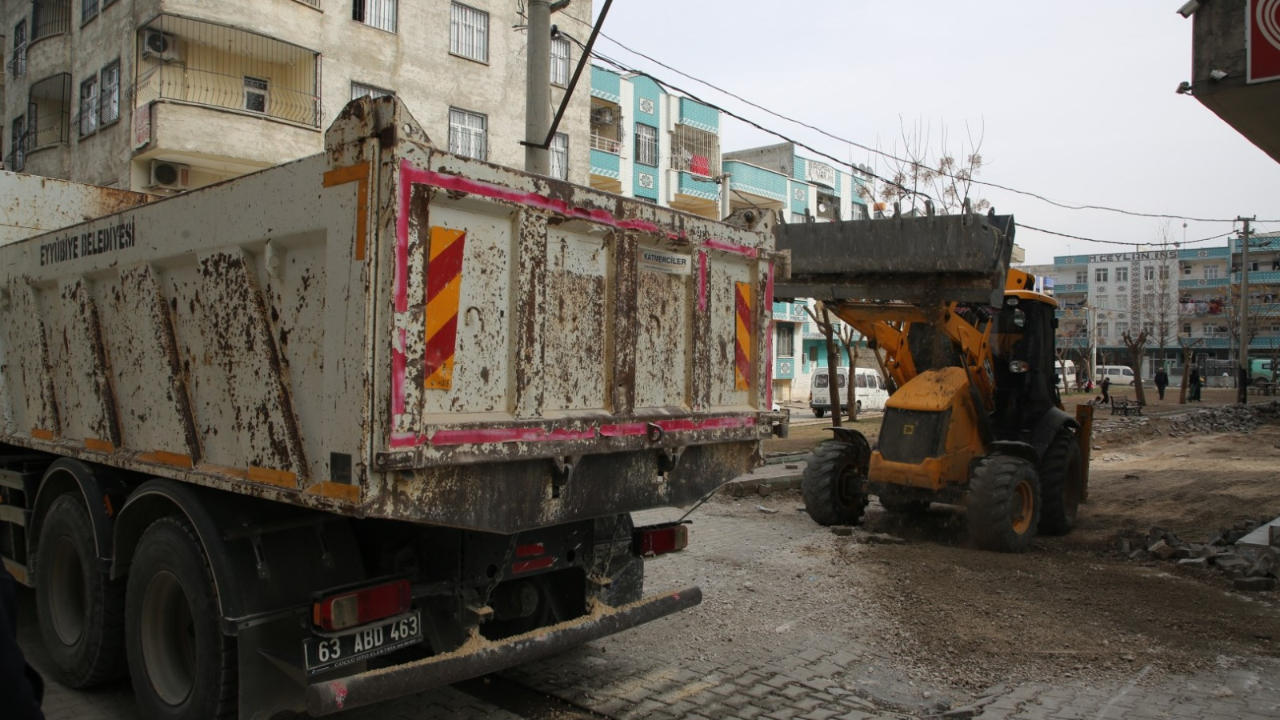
(1188, 365), (1202, 402)
(1100, 376), (1111, 404)
(1154, 368), (1169, 401)
(1, 563), (45, 720)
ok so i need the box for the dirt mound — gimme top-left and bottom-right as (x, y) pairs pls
(1096, 400), (1280, 446)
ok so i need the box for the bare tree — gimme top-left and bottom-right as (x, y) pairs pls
(803, 302), (843, 427)
(1120, 330), (1150, 405)
(862, 118), (991, 217)
(1222, 283), (1278, 379)
(836, 323), (861, 420)
(1141, 225), (1180, 376)
(1177, 334), (1205, 404)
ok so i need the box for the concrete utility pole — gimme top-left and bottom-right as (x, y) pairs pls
(1238, 216), (1254, 404)
(524, 0), (552, 175)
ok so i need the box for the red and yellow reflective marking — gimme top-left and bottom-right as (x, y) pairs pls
(734, 281), (753, 391)
(425, 226), (466, 390)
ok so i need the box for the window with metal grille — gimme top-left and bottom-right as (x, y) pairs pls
(448, 107), (486, 160)
(81, 0), (97, 23)
(550, 36), (570, 86)
(450, 3), (488, 62)
(669, 123), (719, 177)
(777, 324), (794, 357)
(351, 82), (394, 101)
(244, 76), (269, 113)
(78, 76), (98, 136)
(8, 117), (25, 172)
(635, 123), (657, 166)
(550, 132), (568, 180)
(9, 20), (27, 78)
(353, 0), (396, 32)
(99, 60), (120, 125)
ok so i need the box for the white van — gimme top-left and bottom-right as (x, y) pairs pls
(1095, 365), (1136, 387)
(809, 367), (889, 417)
(1053, 360), (1077, 390)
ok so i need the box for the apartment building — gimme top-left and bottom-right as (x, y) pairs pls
(2, 0), (593, 191)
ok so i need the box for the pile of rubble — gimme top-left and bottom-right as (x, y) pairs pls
(1119, 519), (1280, 591)
(1094, 400), (1280, 442)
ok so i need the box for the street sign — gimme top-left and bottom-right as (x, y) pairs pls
(1248, 0), (1280, 83)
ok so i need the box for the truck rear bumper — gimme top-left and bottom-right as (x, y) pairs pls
(304, 585), (703, 716)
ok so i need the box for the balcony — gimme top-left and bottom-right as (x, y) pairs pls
(590, 133), (621, 154)
(1232, 270), (1280, 285)
(1055, 283), (1088, 293)
(1179, 277), (1229, 289)
(134, 15), (321, 129)
(31, 0), (71, 41)
(723, 160), (787, 204)
(27, 74), (72, 150)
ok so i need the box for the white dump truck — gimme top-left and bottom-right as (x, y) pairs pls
(0, 97), (786, 719)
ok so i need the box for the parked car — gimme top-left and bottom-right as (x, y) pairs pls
(1095, 365), (1137, 386)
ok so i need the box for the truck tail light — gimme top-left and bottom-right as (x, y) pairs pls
(313, 579), (411, 632)
(632, 522), (689, 557)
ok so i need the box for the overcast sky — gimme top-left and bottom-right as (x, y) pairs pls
(583, 0), (1280, 264)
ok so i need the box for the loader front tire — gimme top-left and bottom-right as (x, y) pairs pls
(1038, 429), (1082, 536)
(968, 455), (1041, 553)
(802, 440), (869, 526)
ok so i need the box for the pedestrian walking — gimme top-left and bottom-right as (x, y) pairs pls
(1100, 376), (1111, 405)
(1155, 368), (1169, 401)
(1189, 365), (1202, 402)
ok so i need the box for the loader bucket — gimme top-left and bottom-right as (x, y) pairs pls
(773, 212), (1015, 307)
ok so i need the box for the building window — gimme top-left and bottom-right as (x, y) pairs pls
(8, 117), (25, 172)
(1204, 264), (1219, 279)
(670, 123), (719, 177)
(78, 76), (98, 137)
(1075, 270), (1087, 284)
(1097, 322), (1109, 339)
(9, 20), (27, 78)
(1182, 263), (1191, 275)
(1115, 321), (1128, 339)
(1182, 323), (1192, 334)
(450, 3), (488, 63)
(99, 60), (120, 125)
(1115, 266), (1128, 282)
(549, 132), (568, 180)
(1096, 295), (1108, 308)
(243, 76), (269, 113)
(1143, 266), (1155, 281)
(82, 0), (98, 23)
(448, 107), (486, 160)
(1095, 267), (1108, 283)
(353, 0), (397, 32)
(777, 324), (794, 357)
(635, 123), (657, 166)
(550, 35), (570, 86)
(351, 82), (394, 101)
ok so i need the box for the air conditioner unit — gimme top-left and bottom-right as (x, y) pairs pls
(150, 160), (190, 190)
(142, 30), (182, 62)
(590, 107), (615, 125)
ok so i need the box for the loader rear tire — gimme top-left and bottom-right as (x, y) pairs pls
(1038, 429), (1082, 536)
(802, 440), (870, 526)
(968, 455), (1040, 553)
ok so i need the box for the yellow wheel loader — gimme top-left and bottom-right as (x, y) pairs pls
(773, 210), (1093, 553)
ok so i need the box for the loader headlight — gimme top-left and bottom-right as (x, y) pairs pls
(1009, 360), (1030, 373)
(1013, 309), (1026, 327)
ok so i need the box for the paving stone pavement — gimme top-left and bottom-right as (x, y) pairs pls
(15, 505), (1280, 720)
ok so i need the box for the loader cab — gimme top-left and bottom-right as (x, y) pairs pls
(989, 288), (1061, 442)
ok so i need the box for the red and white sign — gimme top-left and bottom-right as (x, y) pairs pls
(1249, 0), (1280, 83)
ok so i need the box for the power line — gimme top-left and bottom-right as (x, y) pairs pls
(1019, 225), (1235, 249)
(569, 17), (1280, 225)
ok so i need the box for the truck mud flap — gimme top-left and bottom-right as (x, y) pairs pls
(305, 586), (702, 716)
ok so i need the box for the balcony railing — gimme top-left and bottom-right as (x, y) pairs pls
(135, 15), (321, 128)
(590, 133), (621, 154)
(135, 66), (319, 127)
(6, 43), (27, 78)
(32, 0), (72, 40)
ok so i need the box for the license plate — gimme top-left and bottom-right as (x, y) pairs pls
(303, 610), (423, 675)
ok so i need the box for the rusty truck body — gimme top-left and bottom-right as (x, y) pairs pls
(0, 97), (785, 719)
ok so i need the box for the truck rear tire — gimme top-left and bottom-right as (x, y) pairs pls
(814, 407), (825, 418)
(968, 455), (1040, 553)
(34, 494), (126, 688)
(1038, 429), (1082, 536)
(125, 517), (236, 720)
(802, 440), (869, 526)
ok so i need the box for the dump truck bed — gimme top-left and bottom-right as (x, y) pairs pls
(0, 98), (781, 534)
